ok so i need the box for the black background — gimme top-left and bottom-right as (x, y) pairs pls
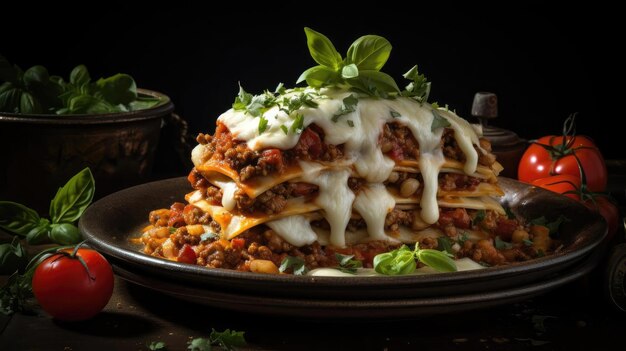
(3, 2), (620, 162)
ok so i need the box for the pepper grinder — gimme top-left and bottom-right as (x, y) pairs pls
(471, 92), (528, 179)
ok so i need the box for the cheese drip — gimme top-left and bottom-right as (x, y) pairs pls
(217, 89), (484, 246)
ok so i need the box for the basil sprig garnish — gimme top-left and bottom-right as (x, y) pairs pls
(373, 244), (457, 275)
(0, 168), (94, 245)
(297, 27), (432, 102)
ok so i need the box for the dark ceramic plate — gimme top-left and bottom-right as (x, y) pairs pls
(80, 177), (606, 300)
(111, 245), (602, 318)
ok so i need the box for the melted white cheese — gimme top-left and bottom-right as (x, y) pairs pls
(216, 89), (484, 247)
(266, 215), (317, 247)
(353, 183), (396, 241)
(214, 179), (238, 211)
(299, 161), (354, 247)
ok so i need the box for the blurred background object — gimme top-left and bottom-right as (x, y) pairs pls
(471, 92), (527, 179)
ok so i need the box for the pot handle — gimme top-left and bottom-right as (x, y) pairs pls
(163, 112), (195, 170)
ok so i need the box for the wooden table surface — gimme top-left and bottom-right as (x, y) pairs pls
(1, 265), (625, 351)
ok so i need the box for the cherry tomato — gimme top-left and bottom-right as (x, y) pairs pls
(32, 248), (114, 321)
(518, 135), (607, 192)
(531, 174), (581, 201)
(584, 196), (619, 242)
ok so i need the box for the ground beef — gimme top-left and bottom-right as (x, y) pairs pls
(439, 173), (482, 191)
(203, 182), (319, 214)
(197, 123), (345, 182)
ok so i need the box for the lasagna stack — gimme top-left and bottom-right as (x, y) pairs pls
(140, 88), (516, 272)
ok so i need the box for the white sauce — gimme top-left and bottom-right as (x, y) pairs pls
(214, 179), (238, 211)
(266, 215), (318, 247)
(353, 183), (396, 241)
(299, 161), (354, 247)
(216, 88), (484, 247)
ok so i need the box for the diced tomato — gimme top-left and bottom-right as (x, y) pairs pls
(230, 238), (245, 250)
(295, 128), (323, 159)
(167, 202), (186, 227)
(177, 244), (197, 264)
(183, 204), (197, 215)
(495, 218), (518, 240)
(259, 149), (284, 171)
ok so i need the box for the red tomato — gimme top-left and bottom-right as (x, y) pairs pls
(294, 128), (322, 159)
(177, 244), (197, 264)
(32, 248), (114, 321)
(584, 196), (619, 241)
(531, 174), (581, 201)
(518, 135), (607, 192)
(230, 238), (246, 251)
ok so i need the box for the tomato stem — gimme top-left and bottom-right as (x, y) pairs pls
(48, 241), (96, 281)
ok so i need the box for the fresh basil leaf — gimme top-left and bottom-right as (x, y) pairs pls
(530, 215), (569, 235)
(0, 237), (28, 275)
(472, 209), (486, 226)
(210, 328), (247, 350)
(258, 115), (269, 134)
(296, 65), (340, 88)
(25, 218), (51, 245)
(233, 84), (253, 110)
(0, 84), (21, 113)
(416, 249), (457, 272)
(402, 65), (431, 102)
(346, 35), (392, 71)
(431, 109), (451, 132)
(289, 114), (304, 134)
(200, 232), (218, 242)
(64, 94), (119, 114)
(494, 236), (513, 250)
(334, 253), (362, 274)
(245, 94), (269, 117)
(341, 64), (359, 79)
(23, 65), (50, 87)
(69, 65), (90, 86)
(49, 167), (95, 224)
(128, 96), (161, 111)
(49, 223), (82, 245)
(187, 337), (211, 351)
(147, 341), (166, 350)
(303, 27), (342, 69)
(373, 245), (416, 275)
(437, 237), (454, 254)
(96, 73), (137, 105)
(279, 255), (307, 275)
(19, 91), (42, 114)
(349, 70), (399, 97)
(274, 82), (286, 95)
(458, 231), (470, 244)
(332, 94), (358, 122)
(0, 201), (41, 236)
